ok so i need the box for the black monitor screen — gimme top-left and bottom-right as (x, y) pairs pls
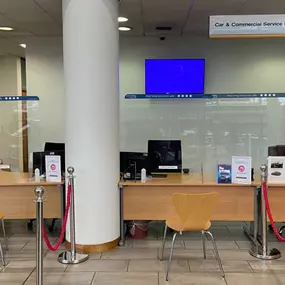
(44, 142), (65, 172)
(268, 145), (285, 156)
(120, 152), (150, 179)
(148, 140), (182, 173)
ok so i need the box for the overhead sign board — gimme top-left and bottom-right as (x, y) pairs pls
(125, 93), (285, 100)
(209, 14), (285, 38)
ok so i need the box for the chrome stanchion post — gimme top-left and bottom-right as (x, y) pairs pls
(58, 166), (89, 264)
(69, 167), (76, 261)
(261, 165), (268, 257)
(35, 186), (45, 285)
(249, 165), (281, 260)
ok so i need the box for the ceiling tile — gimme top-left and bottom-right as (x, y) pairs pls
(34, 0), (62, 23)
(142, 0), (193, 35)
(0, 0), (54, 23)
(0, 14), (33, 35)
(23, 22), (62, 36)
(142, 0), (191, 22)
(120, 0), (143, 35)
(239, 0), (285, 14)
(191, 0), (246, 13)
(0, 38), (25, 56)
(0, 30), (34, 37)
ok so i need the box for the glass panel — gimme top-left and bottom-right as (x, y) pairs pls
(120, 97), (285, 172)
(0, 97), (40, 171)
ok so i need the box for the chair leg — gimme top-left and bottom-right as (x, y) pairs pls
(159, 223), (168, 261)
(166, 231), (178, 281)
(206, 231), (225, 277)
(201, 230), (206, 259)
(279, 225), (285, 235)
(0, 241), (5, 266)
(1, 219), (8, 251)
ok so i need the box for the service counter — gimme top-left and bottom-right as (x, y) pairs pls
(118, 173), (285, 245)
(0, 171), (63, 219)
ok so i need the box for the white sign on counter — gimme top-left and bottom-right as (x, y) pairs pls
(209, 14), (285, 38)
(267, 156), (285, 184)
(232, 156), (252, 184)
(45, 155), (61, 182)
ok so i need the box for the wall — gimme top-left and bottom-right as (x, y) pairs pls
(26, 38), (65, 155)
(0, 56), (22, 170)
(26, 36), (285, 170)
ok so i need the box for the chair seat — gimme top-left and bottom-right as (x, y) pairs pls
(166, 218), (211, 232)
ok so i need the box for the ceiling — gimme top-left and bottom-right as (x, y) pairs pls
(0, 0), (285, 56)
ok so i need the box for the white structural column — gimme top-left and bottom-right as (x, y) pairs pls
(62, 0), (120, 247)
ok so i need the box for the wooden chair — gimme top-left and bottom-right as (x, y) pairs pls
(159, 192), (224, 281)
(0, 212), (8, 266)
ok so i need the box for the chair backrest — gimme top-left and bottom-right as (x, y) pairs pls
(172, 192), (220, 230)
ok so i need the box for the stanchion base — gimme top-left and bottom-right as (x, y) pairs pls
(58, 251), (89, 264)
(249, 246), (281, 260)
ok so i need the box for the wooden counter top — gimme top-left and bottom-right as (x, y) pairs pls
(120, 173), (248, 187)
(119, 173), (285, 188)
(0, 171), (61, 187)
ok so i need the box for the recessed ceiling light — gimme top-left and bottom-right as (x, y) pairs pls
(118, 17), (128, 23)
(119, 26), (131, 31)
(19, 44), (26, 48)
(0, 27), (14, 31)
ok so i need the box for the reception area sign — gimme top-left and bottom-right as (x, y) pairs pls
(209, 15), (285, 38)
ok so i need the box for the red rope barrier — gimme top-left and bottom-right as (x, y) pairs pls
(263, 181), (285, 242)
(42, 184), (72, 251)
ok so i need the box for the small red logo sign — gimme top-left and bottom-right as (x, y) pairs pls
(50, 164), (56, 171)
(238, 165), (245, 172)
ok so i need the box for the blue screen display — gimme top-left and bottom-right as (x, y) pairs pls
(145, 59), (205, 94)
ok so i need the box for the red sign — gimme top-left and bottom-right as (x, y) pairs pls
(238, 165), (245, 172)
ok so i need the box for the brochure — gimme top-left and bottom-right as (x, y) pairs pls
(217, 164), (232, 184)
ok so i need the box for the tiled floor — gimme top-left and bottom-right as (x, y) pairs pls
(2, 220), (285, 284)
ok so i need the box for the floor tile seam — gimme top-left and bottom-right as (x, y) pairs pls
(22, 267), (35, 285)
(20, 241), (30, 250)
(126, 259), (130, 272)
(246, 260), (255, 273)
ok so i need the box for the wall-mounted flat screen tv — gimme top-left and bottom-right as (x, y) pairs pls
(145, 59), (205, 94)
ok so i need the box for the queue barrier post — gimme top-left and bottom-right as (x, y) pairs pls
(58, 166), (89, 264)
(249, 164), (281, 260)
(35, 186), (45, 285)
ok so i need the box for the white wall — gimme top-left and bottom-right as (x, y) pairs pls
(26, 36), (285, 170)
(120, 37), (285, 95)
(26, 38), (65, 154)
(0, 56), (22, 170)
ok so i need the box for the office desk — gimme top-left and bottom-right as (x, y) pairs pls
(0, 171), (62, 219)
(118, 173), (285, 245)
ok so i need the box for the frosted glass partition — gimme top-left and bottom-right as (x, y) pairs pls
(0, 98), (40, 171)
(121, 98), (285, 172)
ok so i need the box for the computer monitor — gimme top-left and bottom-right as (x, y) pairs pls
(44, 142), (65, 152)
(268, 145), (285, 156)
(148, 140), (182, 173)
(120, 152), (150, 180)
(33, 151), (65, 176)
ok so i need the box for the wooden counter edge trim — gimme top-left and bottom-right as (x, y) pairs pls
(65, 237), (119, 253)
(119, 183), (256, 187)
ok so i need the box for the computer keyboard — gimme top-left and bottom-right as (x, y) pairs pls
(151, 173), (168, 178)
